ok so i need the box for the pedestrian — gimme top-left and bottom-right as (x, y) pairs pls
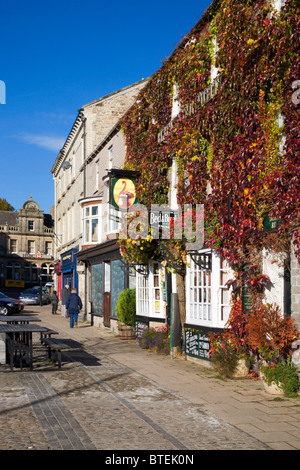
(51, 290), (58, 315)
(65, 288), (82, 328)
(60, 284), (69, 317)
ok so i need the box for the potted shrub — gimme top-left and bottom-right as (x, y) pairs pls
(116, 288), (136, 340)
(245, 303), (300, 395)
(260, 359), (299, 397)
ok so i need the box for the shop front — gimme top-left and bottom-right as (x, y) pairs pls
(77, 239), (134, 331)
(60, 247), (79, 291)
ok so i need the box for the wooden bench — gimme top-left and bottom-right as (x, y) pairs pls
(40, 329), (59, 340)
(41, 337), (71, 368)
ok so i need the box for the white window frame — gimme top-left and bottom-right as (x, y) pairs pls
(186, 250), (232, 328)
(137, 269), (149, 317)
(171, 83), (180, 120)
(108, 205), (122, 234)
(28, 220), (34, 231)
(210, 36), (219, 81)
(169, 158), (178, 210)
(83, 204), (101, 244)
(136, 262), (165, 319)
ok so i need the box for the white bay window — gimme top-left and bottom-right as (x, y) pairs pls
(186, 250), (232, 328)
(83, 204), (101, 244)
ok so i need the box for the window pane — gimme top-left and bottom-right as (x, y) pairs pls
(104, 262), (110, 292)
(111, 260), (125, 317)
(92, 264), (102, 315)
(92, 206), (98, 216)
(91, 219), (98, 242)
(187, 256), (212, 324)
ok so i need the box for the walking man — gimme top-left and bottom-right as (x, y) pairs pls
(60, 284), (69, 317)
(65, 288), (82, 328)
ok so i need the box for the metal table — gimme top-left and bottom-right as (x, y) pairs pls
(0, 323), (55, 370)
(0, 315), (41, 323)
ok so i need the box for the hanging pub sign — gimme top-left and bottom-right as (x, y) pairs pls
(108, 169), (139, 211)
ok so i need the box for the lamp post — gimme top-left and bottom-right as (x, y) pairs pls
(39, 270), (43, 306)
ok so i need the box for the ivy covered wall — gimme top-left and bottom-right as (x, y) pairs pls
(120, 0), (300, 320)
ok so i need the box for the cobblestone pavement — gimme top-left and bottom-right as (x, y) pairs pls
(1, 304), (299, 452)
(0, 345), (267, 451)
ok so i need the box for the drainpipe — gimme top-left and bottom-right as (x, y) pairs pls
(82, 115), (87, 198)
(79, 111), (87, 317)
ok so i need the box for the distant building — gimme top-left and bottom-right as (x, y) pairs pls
(0, 196), (54, 288)
(51, 79), (147, 305)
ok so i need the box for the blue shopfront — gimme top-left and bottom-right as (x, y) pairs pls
(61, 247), (79, 290)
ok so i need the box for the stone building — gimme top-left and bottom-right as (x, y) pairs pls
(75, 122), (138, 332)
(0, 196), (54, 288)
(51, 79), (147, 305)
(118, 0), (300, 364)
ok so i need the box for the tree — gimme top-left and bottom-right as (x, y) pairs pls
(0, 198), (15, 211)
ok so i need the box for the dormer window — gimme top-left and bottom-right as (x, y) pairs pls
(28, 220), (34, 231)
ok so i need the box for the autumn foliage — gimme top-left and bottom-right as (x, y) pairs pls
(245, 303), (300, 361)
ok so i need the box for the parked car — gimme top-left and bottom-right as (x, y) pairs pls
(32, 286), (51, 304)
(0, 292), (24, 315)
(19, 288), (49, 305)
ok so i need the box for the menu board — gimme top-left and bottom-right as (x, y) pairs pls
(185, 329), (210, 360)
(135, 321), (148, 339)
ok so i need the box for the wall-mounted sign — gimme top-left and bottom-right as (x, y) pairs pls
(185, 328), (210, 360)
(5, 280), (25, 288)
(158, 74), (223, 143)
(263, 214), (280, 233)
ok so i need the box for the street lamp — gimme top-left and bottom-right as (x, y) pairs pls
(39, 270), (43, 306)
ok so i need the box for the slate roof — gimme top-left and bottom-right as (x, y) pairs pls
(0, 211), (19, 226)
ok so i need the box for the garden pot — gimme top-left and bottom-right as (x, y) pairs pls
(262, 379), (283, 395)
(232, 359), (249, 378)
(118, 324), (135, 340)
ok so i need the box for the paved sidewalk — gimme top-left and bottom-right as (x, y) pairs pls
(1, 304), (300, 450)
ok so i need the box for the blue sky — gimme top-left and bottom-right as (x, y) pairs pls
(0, 0), (212, 214)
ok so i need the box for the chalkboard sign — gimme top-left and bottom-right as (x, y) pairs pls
(185, 329), (210, 360)
(135, 321), (148, 339)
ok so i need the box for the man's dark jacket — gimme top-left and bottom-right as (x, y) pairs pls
(65, 293), (82, 314)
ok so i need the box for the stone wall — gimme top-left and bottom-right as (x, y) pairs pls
(83, 81), (146, 157)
